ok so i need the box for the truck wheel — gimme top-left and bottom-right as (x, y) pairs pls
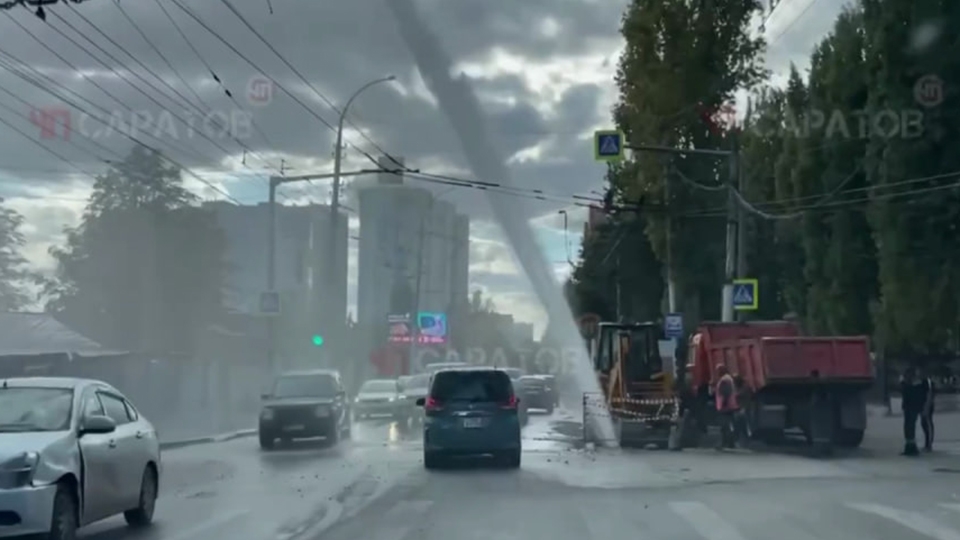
(835, 428), (864, 448)
(545, 403), (555, 415)
(758, 429), (785, 445)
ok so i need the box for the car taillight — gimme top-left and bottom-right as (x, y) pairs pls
(502, 394), (518, 409)
(425, 396), (441, 410)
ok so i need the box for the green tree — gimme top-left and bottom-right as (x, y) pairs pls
(568, 180), (664, 323)
(612, 0), (767, 321)
(0, 203), (39, 311)
(861, 0), (960, 354)
(47, 145), (228, 353)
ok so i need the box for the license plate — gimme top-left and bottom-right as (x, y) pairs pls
(463, 418), (484, 428)
(284, 424), (305, 431)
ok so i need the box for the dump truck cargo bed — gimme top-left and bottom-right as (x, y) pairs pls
(708, 336), (872, 392)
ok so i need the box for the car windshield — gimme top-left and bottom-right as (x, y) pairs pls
(360, 380), (397, 393)
(0, 387), (74, 432)
(430, 370), (512, 403)
(272, 374), (337, 398)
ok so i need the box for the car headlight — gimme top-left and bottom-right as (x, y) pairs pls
(314, 406), (330, 417)
(260, 408), (274, 420)
(0, 451), (39, 489)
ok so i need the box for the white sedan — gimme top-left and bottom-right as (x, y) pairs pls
(0, 377), (161, 540)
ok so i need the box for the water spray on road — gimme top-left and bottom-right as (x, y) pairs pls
(385, 0), (617, 446)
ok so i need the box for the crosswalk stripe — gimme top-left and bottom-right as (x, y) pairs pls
(668, 501), (749, 540)
(848, 503), (960, 540)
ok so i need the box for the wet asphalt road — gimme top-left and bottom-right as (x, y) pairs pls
(74, 408), (960, 540)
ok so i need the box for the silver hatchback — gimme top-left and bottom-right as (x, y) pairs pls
(0, 377), (161, 540)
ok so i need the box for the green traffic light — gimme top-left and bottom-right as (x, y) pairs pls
(312, 335), (324, 346)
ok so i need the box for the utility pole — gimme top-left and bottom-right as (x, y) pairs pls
(408, 201), (429, 373)
(723, 142), (740, 323)
(327, 77), (395, 350)
(626, 143), (739, 321)
(266, 169), (379, 372)
(733, 135), (747, 322)
(663, 160), (677, 314)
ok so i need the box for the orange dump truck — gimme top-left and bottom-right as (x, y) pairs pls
(683, 321), (874, 450)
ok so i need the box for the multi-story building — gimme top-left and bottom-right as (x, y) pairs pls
(203, 201), (349, 330)
(354, 157), (470, 341)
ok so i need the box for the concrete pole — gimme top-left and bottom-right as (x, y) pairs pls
(327, 77), (396, 351)
(721, 147), (739, 323)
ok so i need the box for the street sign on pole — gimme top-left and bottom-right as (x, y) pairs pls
(732, 279), (758, 311)
(594, 130), (624, 162)
(259, 291), (281, 315)
(664, 313), (684, 339)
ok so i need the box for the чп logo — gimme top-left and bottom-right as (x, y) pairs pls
(30, 107), (71, 140)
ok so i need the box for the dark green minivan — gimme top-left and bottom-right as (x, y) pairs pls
(416, 368), (522, 469)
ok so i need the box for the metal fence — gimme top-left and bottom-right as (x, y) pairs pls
(3, 354), (267, 443)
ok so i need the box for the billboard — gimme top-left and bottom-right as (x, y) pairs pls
(387, 312), (448, 344)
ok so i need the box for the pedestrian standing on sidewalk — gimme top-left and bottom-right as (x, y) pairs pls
(714, 364), (738, 450)
(920, 366), (936, 452)
(899, 366), (927, 456)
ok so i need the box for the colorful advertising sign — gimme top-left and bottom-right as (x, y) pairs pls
(387, 312), (448, 344)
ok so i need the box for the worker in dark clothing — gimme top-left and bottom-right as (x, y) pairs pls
(920, 367), (935, 452)
(714, 364), (738, 450)
(900, 366), (928, 456)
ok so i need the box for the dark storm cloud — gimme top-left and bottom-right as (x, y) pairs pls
(0, 0), (623, 178)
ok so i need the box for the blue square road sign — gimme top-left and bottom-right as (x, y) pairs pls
(664, 313), (684, 339)
(732, 279), (758, 311)
(594, 130), (624, 162)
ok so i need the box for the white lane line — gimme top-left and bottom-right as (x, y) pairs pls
(668, 501), (749, 540)
(164, 509), (251, 540)
(848, 503), (960, 540)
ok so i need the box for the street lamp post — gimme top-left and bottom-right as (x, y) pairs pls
(326, 75), (396, 352)
(266, 169), (380, 371)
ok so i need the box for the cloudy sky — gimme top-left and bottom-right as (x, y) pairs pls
(0, 0), (849, 337)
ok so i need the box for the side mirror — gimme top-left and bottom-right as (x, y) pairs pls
(415, 398), (426, 407)
(79, 415), (116, 436)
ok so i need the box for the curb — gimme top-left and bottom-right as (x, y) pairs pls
(159, 428), (257, 450)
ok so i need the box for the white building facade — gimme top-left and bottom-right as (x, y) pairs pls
(355, 157), (470, 334)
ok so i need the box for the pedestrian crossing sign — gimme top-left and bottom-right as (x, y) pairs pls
(594, 130), (624, 162)
(732, 279), (758, 311)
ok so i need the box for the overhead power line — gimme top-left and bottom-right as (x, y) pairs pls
(0, 53), (240, 203)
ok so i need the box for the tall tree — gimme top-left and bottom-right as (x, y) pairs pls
(861, 0), (960, 354)
(0, 203), (38, 311)
(612, 0), (767, 322)
(47, 145), (227, 354)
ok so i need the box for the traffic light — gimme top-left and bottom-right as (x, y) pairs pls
(312, 335), (324, 346)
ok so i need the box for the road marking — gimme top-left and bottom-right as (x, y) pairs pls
(668, 501), (749, 540)
(848, 503), (960, 540)
(165, 509), (250, 540)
